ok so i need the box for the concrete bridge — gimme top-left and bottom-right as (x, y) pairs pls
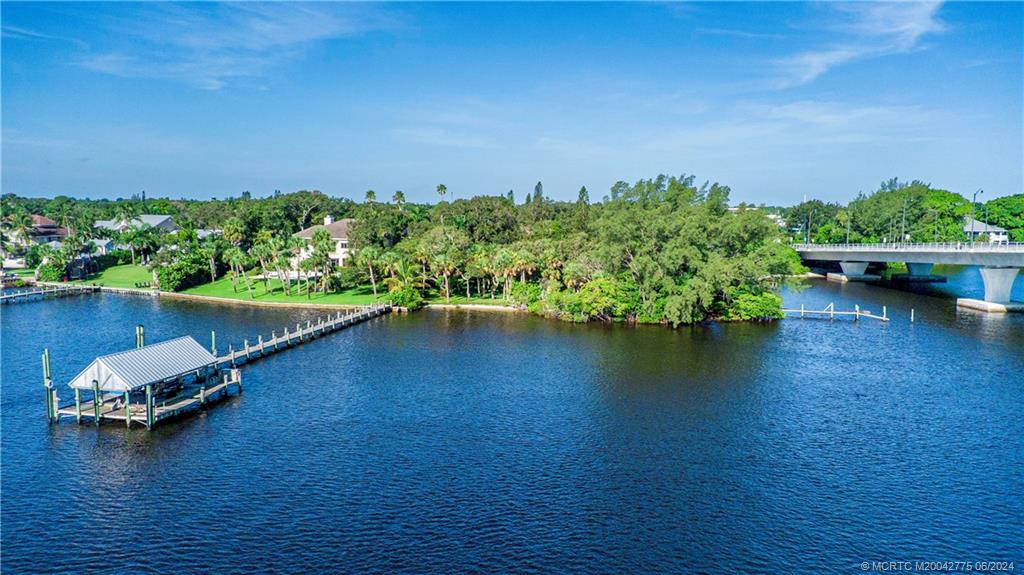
(793, 242), (1024, 311)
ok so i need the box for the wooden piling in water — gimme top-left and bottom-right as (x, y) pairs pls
(92, 381), (100, 426)
(145, 385), (154, 429)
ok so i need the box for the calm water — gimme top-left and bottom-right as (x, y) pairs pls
(2, 269), (1022, 574)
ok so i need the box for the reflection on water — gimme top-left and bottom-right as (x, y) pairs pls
(1, 280), (1022, 574)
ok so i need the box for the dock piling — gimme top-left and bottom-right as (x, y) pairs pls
(211, 331), (217, 355)
(42, 349), (55, 422)
(145, 385), (153, 429)
(92, 380), (100, 426)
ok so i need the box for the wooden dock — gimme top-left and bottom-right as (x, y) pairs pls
(1, 285), (99, 304)
(215, 304), (392, 367)
(781, 302), (890, 322)
(47, 304), (392, 429)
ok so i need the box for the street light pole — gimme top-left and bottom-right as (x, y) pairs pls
(971, 189), (983, 245)
(900, 198), (908, 246)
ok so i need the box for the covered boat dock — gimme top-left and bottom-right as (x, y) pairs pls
(49, 336), (241, 429)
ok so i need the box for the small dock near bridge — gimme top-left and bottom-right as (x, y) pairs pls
(44, 304), (392, 429)
(781, 302), (890, 322)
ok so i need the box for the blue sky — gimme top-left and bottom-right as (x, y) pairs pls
(2, 2), (1021, 204)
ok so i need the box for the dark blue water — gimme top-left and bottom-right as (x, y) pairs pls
(2, 269), (1022, 574)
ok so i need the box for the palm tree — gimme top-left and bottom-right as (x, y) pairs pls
(365, 190), (377, 204)
(436, 184), (448, 226)
(114, 203), (138, 229)
(120, 226), (151, 265)
(355, 245), (381, 297)
(221, 217), (246, 248)
(311, 228), (335, 294)
(430, 252), (455, 303)
(9, 211), (33, 249)
(226, 246), (254, 299)
(384, 258), (426, 293)
(251, 230), (274, 293)
(199, 237), (221, 283)
(392, 190), (406, 210)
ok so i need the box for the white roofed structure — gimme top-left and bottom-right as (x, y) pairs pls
(67, 336), (216, 392)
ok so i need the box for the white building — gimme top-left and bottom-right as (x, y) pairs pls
(292, 216), (355, 267)
(963, 216), (1009, 243)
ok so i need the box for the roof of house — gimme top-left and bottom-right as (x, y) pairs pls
(293, 218), (355, 240)
(95, 214), (176, 231)
(31, 215), (58, 226)
(963, 216), (1008, 234)
(29, 215), (69, 238)
(67, 336), (217, 392)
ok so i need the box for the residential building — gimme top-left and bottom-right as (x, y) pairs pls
(94, 214), (179, 234)
(28, 215), (69, 245)
(963, 216), (1010, 243)
(293, 215), (355, 267)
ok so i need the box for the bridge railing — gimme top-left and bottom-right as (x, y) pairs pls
(792, 242), (1024, 253)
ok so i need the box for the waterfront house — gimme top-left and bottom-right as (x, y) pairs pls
(95, 214), (180, 234)
(28, 215), (70, 245)
(963, 216), (1009, 243)
(292, 215), (355, 267)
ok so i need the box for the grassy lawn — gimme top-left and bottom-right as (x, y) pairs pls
(69, 264), (152, 288)
(10, 268), (37, 277)
(425, 293), (511, 306)
(182, 276), (381, 306)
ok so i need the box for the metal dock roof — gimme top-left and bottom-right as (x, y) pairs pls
(67, 336), (216, 392)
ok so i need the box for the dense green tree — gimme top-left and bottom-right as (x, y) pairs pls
(983, 194), (1024, 241)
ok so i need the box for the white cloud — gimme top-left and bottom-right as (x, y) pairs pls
(776, 1), (946, 88)
(77, 4), (400, 90)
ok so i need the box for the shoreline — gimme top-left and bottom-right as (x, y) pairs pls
(425, 303), (520, 313)
(41, 282), (373, 310)
(41, 281), (522, 312)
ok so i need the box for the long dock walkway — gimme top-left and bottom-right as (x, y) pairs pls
(1, 284), (99, 304)
(215, 304), (392, 366)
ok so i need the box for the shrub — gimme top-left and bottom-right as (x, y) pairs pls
(509, 282), (542, 307)
(36, 263), (65, 282)
(388, 286), (424, 310)
(728, 291), (783, 321)
(155, 252), (207, 292)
